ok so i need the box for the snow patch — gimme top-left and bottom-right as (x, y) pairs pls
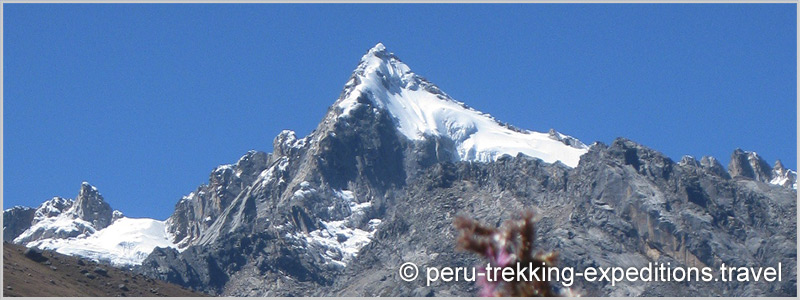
(293, 190), (380, 267)
(276, 130), (308, 151)
(214, 164), (234, 173)
(258, 156), (289, 188)
(292, 181), (317, 199)
(81, 182), (98, 192)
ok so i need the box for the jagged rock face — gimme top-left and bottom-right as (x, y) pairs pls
(700, 156), (731, 179)
(166, 150), (271, 249)
(139, 137), (796, 296)
(136, 45), (796, 297)
(68, 183), (114, 230)
(726, 149), (797, 189)
(728, 149), (773, 182)
(3, 206), (36, 242)
(331, 139), (796, 297)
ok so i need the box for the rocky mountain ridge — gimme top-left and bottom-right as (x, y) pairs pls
(4, 43), (796, 296)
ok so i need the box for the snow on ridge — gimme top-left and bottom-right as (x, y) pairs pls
(4, 205), (29, 213)
(213, 164), (235, 175)
(337, 43), (588, 167)
(14, 213), (96, 244)
(33, 197), (74, 222)
(81, 181), (99, 192)
(26, 217), (177, 267)
(771, 168), (797, 190)
(277, 130), (308, 150)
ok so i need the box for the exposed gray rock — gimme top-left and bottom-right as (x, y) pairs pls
(330, 139), (795, 296)
(3, 206), (35, 242)
(728, 149), (773, 183)
(700, 156), (730, 179)
(166, 150), (271, 249)
(138, 134), (796, 296)
(679, 155), (700, 167)
(68, 182), (113, 230)
(775, 160), (786, 171)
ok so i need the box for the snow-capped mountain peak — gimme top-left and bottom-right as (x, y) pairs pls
(366, 42), (387, 56)
(8, 182), (176, 266)
(336, 43), (588, 167)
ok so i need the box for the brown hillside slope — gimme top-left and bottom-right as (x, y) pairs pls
(2, 242), (206, 297)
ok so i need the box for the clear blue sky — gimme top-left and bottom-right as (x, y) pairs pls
(5, 4), (796, 219)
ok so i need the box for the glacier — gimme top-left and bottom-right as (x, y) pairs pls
(26, 217), (176, 267)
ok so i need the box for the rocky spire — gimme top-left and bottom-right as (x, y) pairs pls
(67, 182), (113, 230)
(700, 156), (730, 179)
(773, 160), (786, 172)
(727, 149), (772, 182)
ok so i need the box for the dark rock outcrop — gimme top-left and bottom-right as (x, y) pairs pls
(23, 247), (47, 262)
(3, 206), (36, 242)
